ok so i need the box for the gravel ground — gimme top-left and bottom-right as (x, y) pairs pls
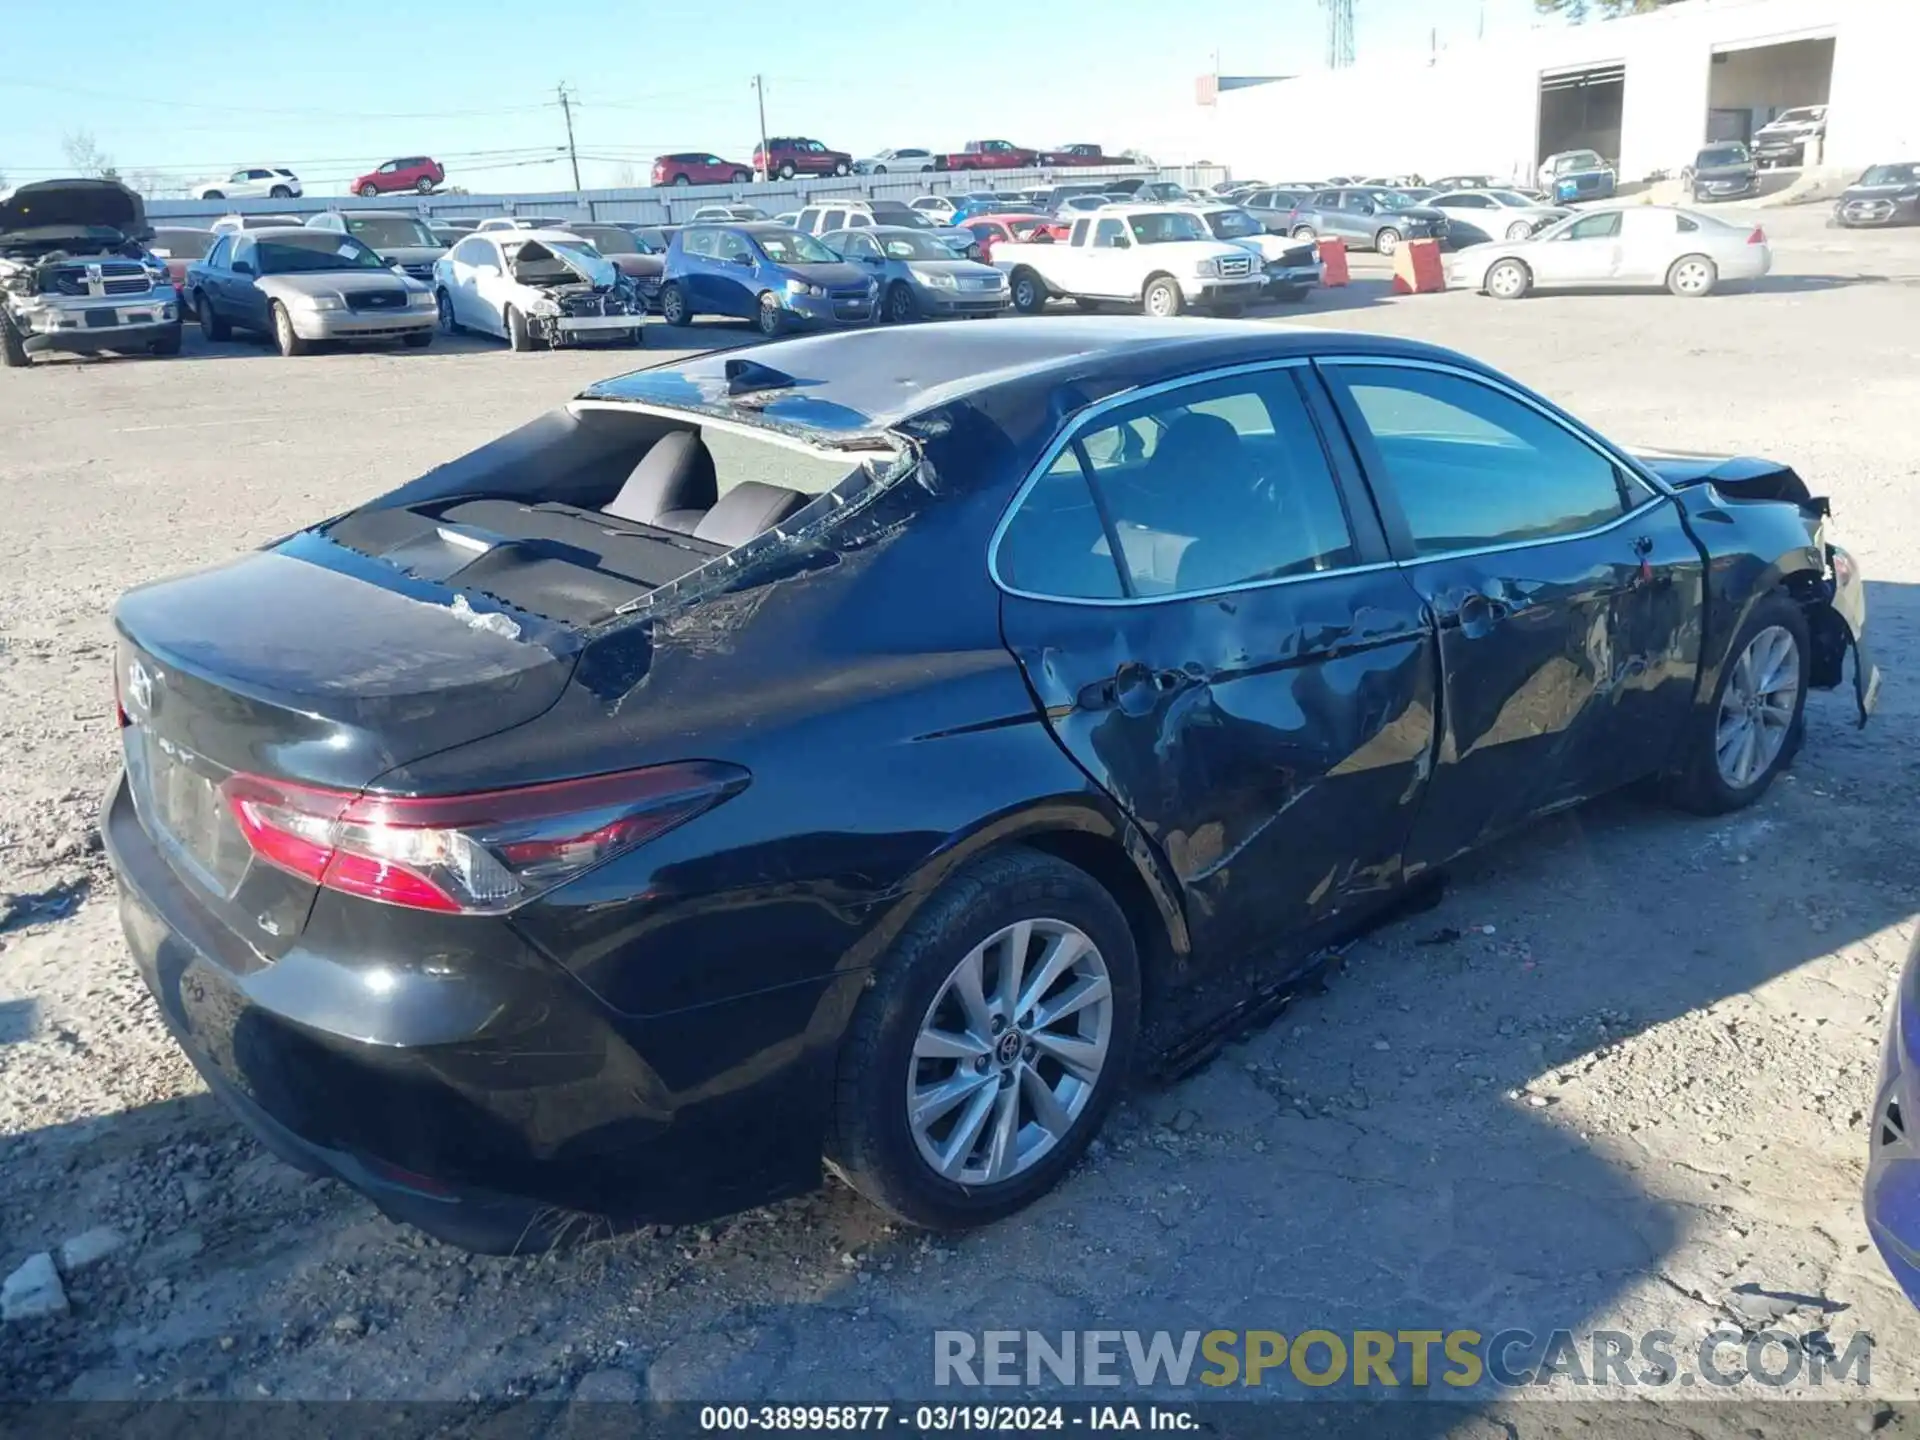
(1, 207), (1917, 1432)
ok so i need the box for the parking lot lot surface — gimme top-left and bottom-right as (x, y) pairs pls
(2, 206), (1918, 1429)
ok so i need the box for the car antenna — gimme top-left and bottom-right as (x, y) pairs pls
(724, 357), (797, 396)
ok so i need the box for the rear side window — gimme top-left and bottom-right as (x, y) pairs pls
(1333, 365), (1647, 555)
(998, 370), (1356, 599)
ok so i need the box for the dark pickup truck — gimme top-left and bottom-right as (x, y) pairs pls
(933, 140), (1041, 172)
(1042, 144), (1120, 168)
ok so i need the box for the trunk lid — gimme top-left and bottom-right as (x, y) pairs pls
(114, 536), (581, 954)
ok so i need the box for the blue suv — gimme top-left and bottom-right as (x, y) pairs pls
(659, 223), (876, 336)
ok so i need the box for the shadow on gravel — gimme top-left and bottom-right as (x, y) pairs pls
(1746, 273), (1896, 294)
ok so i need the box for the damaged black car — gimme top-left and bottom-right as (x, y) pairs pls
(1, 177), (183, 366)
(104, 320), (1879, 1252)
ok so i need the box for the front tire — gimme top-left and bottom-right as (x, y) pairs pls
(824, 848), (1141, 1230)
(778, 163), (796, 180)
(506, 305), (535, 351)
(1009, 269), (1047, 314)
(1668, 253), (1718, 297)
(436, 289), (461, 334)
(360, 183), (379, 197)
(1668, 592), (1808, 814)
(1486, 258), (1532, 300)
(659, 282), (691, 327)
(755, 290), (786, 337)
(1, 312), (28, 368)
(202, 190), (224, 201)
(197, 292), (230, 341)
(834, 161), (850, 176)
(1291, 224), (1316, 242)
(270, 302), (309, 357)
(885, 281), (918, 324)
(1374, 226), (1402, 256)
(1141, 275), (1183, 317)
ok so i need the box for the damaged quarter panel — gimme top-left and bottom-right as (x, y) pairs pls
(993, 359), (1436, 970)
(378, 396), (1177, 1023)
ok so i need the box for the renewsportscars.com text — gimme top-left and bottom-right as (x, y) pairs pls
(933, 1328), (1872, 1391)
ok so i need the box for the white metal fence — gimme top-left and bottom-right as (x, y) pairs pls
(143, 165), (1231, 228)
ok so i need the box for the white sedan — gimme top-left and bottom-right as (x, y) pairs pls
(1448, 206), (1772, 299)
(192, 167), (302, 201)
(432, 228), (645, 350)
(1427, 187), (1568, 241)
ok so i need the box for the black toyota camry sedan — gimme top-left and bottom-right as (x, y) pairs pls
(105, 320), (1879, 1251)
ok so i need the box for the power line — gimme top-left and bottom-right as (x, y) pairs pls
(0, 77), (558, 120)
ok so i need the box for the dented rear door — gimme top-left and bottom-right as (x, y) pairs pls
(995, 361), (1437, 969)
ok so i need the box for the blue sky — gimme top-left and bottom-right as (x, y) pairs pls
(3, 0), (1542, 196)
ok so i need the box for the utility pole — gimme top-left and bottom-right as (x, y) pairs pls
(751, 74), (770, 180)
(557, 82), (582, 192)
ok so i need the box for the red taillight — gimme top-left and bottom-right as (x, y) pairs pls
(1748, 226), (1766, 245)
(221, 762), (748, 914)
(113, 667), (129, 730)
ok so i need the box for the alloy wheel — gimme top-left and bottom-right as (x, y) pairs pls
(1488, 261), (1528, 299)
(906, 918), (1113, 1186)
(1715, 625), (1800, 789)
(437, 291), (456, 334)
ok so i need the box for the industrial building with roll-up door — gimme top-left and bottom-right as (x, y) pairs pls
(1205, 0), (1914, 186)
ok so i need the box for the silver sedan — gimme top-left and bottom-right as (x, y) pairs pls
(822, 227), (1009, 322)
(1448, 206), (1772, 299)
(1427, 187), (1568, 241)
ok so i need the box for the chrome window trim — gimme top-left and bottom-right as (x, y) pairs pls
(988, 352), (1677, 607)
(987, 356), (1391, 608)
(1318, 354), (1677, 562)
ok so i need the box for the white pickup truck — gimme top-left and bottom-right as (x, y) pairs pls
(994, 205), (1268, 317)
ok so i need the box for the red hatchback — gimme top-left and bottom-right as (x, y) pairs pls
(353, 156), (444, 197)
(961, 213), (1065, 260)
(653, 152), (754, 186)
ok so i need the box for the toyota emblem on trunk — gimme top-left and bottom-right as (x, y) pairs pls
(126, 659), (154, 718)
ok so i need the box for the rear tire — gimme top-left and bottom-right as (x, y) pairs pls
(1, 312), (28, 368)
(673, 175), (691, 187)
(436, 289), (461, 334)
(1667, 253), (1718, 297)
(824, 848), (1141, 1231)
(506, 305), (535, 351)
(1374, 226), (1402, 256)
(1486, 258), (1532, 300)
(197, 292), (230, 341)
(659, 282), (691, 326)
(731, 170), (751, 184)
(202, 190), (224, 201)
(270, 302), (309, 356)
(1141, 275), (1183, 317)
(416, 176), (434, 194)
(149, 321), (183, 356)
(1291, 224), (1316, 241)
(360, 183), (379, 197)
(1667, 591), (1808, 815)
(269, 185), (292, 199)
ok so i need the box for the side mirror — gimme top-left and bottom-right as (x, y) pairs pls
(732, 253), (755, 267)
(1111, 235), (1130, 249)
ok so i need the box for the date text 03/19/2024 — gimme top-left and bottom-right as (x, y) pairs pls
(698, 1406), (1198, 1431)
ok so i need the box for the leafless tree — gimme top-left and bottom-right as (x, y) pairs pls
(61, 130), (118, 181)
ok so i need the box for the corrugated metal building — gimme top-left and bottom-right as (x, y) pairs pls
(1210, 0), (1914, 184)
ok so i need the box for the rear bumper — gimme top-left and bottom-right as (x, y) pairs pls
(102, 772), (841, 1249)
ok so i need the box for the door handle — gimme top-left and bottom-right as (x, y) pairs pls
(1450, 591), (1510, 639)
(1075, 663), (1199, 714)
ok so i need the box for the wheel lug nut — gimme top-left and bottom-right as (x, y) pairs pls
(975, 1056), (990, 1073)
(1024, 1042), (1036, 1060)
(990, 1016), (1006, 1034)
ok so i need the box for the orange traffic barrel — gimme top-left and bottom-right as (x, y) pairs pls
(1391, 238), (1445, 294)
(1318, 237), (1349, 287)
